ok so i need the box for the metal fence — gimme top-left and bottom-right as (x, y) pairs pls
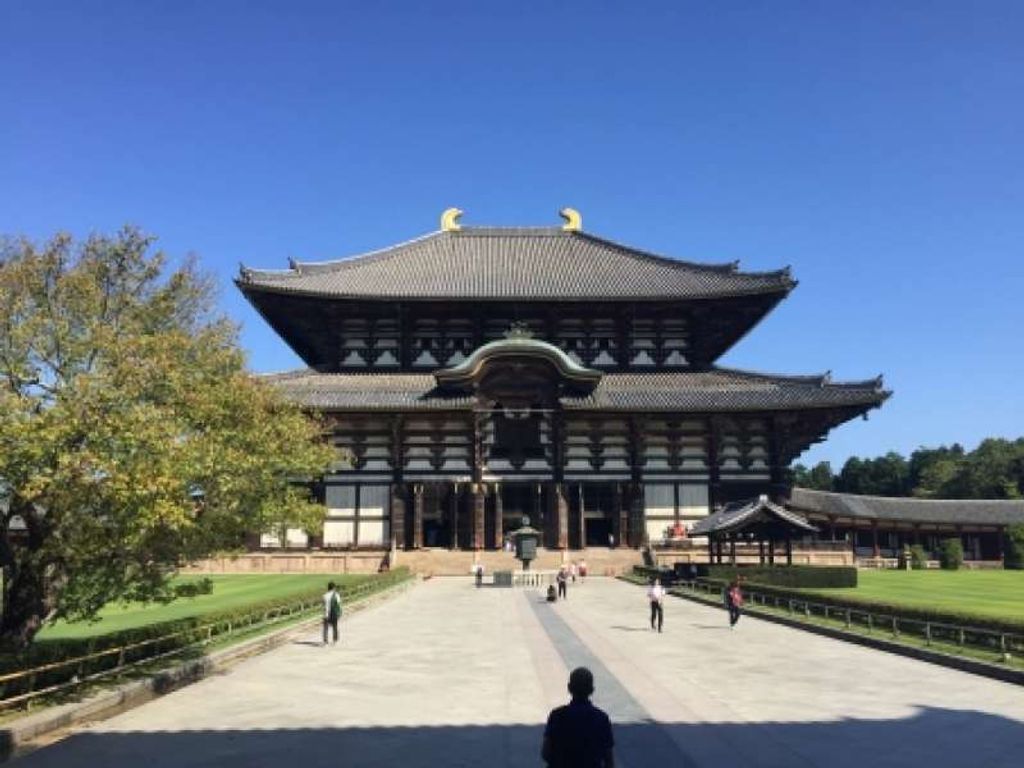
(674, 580), (1024, 664)
(0, 574), (409, 711)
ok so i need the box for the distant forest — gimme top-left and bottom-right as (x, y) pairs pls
(790, 438), (1024, 499)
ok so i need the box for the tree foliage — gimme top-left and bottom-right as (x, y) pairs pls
(0, 228), (333, 648)
(795, 440), (1024, 500)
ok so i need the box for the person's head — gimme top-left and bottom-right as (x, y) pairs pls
(327, 581), (336, 591)
(567, 667), (594, 700)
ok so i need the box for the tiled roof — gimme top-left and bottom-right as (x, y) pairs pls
(690, 496), (817, 536)
(788, 488), (1024, 526)
(238, 228), (794, 300)
(262, 368), (888, 412)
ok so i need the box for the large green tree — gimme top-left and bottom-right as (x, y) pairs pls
(0, 228), (333, 649)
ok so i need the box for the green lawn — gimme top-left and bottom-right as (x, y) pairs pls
(805, 570), (1024, 622)
(38, 574), (369, 640)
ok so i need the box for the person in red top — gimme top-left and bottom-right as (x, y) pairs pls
(725, 577), (744, 629)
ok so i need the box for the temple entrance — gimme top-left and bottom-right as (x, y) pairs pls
(568, 482), (617, 548)
(500, 483), (542, 533)
(583, 483), (616, 547)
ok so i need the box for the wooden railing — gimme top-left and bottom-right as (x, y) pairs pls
(672, 580), (1024, 665)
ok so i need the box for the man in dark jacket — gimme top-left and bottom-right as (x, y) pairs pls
(542, 667), (615, 767)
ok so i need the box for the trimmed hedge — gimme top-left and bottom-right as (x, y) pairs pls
(938, 538), (964, 570)
(1003, 524), (1024, 571)
(634, 564), (857, 588)
(702, 564), (857, 589)
(909, 545), (928, 570)
(694, 578), (1024, 636)
(0, 568), (411, 696)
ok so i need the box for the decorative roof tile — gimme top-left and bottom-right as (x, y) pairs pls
(262, 368), (888, 413)
(690, 496), (817, 536)
(238, 228), (794, 300)
(788, 488), (1024, 526)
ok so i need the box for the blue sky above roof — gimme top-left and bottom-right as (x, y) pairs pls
(2, 1), (1022, 466)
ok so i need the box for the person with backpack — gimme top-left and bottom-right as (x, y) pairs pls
(725, 577), (744, 629)
(322, 581), (342, 646)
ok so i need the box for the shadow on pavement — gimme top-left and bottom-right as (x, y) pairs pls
(10, 706), (1024, 768)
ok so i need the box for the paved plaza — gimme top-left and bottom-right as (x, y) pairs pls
(14, 577), (1024, 767)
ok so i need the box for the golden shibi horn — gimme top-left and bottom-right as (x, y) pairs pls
(559, 207), (582, 231)
(441, 207), (463, 232)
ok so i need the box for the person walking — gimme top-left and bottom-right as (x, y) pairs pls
(578, 558), (588, 582)
(647, 577), (665, 633)
(322, 581), (342, 646)
(557, 566), (568, 599)
(725, 577), (744, 628)
(542, 667), (615, 768)
(475, 562), (485, 588)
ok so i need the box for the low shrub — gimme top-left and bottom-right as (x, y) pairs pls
(1004, 524), (1024, 570)
(701, 564), (857, 589)
(909, 545), (929, 570)
(938, 538), (964, 570)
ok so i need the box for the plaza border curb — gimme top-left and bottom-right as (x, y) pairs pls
(666, 586), (1024, 687)
(0, 576), (417, 761)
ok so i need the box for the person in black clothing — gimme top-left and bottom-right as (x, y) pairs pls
(542, 667), (615, 768)
(556, 567), (568, 599)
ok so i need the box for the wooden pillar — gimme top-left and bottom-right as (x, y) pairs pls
(707, 535), (714, 564)
(577, 483), (586, 549)
(715, 538), (724, 564)
(617, 482), (628, 549)
(353, 485), (360, 548)
(729, 534), (736, 565)
(629, 483), (645, 548)
(389, 414), (406, 550)
(768, 539), (775, 565)
(785, 535), (793, 566)
(555, 483), (569, 550)
(871, 522), (880, 558)
(758, 539), (765, 564)
(472, 484), (485, 550)
(450, 483), (459, 550)
(412, 484), (424, 549)
(492, 482), (503, 549)
(829, 515), (837, 542)
(998, 526), (1006, 562)
(627, 416), (645, 548)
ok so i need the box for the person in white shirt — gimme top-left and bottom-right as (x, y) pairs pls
(322, 582), (342, 646)
(647, 578), (665, 633)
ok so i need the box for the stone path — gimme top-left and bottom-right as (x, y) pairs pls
(13, 578), (1024, 767)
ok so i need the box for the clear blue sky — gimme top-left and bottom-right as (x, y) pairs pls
(2, 1), (1022, 467)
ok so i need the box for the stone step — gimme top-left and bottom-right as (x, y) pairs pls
(394, 547), (642, 577)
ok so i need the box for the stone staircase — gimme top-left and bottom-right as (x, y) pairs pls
(393, 547), (642, 577)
